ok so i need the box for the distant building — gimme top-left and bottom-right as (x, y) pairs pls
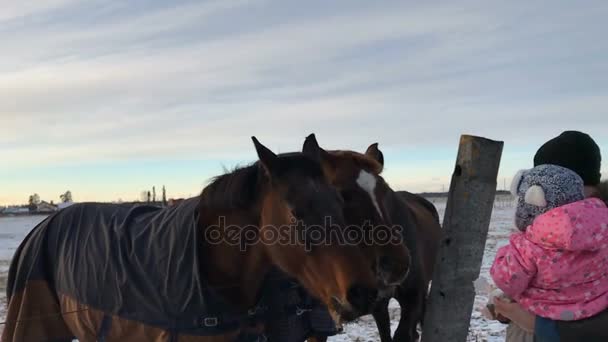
(3, 207), (29, 214)
(36, 201), (58, 213)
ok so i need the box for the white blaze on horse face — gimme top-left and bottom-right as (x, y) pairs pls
(356, 170), (383, 219)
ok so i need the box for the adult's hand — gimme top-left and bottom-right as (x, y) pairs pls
(494, 298), (535, 333)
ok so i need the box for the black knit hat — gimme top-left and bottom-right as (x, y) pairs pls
(533, 131), (602, 186)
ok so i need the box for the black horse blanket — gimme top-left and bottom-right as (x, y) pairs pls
(7, 197), (238, 336)
(5, 197), (337, 341)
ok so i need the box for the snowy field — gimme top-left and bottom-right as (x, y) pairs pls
(0, 215), (49, 335)
(0, 197), (516, 341)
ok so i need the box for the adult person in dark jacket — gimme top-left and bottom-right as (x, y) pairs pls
(494, 130), (607, 342)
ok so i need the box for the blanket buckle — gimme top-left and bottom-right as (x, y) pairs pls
(248, 305), (267, 317)
(202, 317), (219, 327)
(295, 306), (311, 316)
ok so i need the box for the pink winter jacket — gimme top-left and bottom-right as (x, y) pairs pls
(490, 198), (608, 321)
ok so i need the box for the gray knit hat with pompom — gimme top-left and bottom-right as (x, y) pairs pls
(511, 164), (585, 231)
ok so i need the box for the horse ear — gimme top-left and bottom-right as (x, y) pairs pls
(365, 143), (384, 169)
(252, 136), (278, 175)
(302, 133), (323, 162)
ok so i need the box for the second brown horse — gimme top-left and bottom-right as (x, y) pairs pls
(305, 135), (441, 342)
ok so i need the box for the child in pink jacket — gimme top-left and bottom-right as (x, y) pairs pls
(491, 164), (608, 341)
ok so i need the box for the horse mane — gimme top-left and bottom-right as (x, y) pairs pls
(327, 150), (383, 174)
(199, 151), (327, 212)
(199, 163), (265, 210)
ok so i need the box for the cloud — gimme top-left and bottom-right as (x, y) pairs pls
(1, 0), (607, 203)
(0, 0), (77, 22)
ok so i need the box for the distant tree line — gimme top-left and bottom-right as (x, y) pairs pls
(60, 191), (72, 203)
(26, 190), (74, 211)
(140, 185), (168, 206)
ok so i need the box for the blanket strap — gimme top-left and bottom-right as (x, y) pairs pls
(195, 276), (319, 333)
(198, 300), (315, 331)
(96, 314), (112, 342)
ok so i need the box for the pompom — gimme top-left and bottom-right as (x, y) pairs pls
(524, 185), (547, 207)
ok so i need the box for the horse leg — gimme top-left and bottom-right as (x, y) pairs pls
(392, 288), (425, 342)
(372, 298), (393, 342)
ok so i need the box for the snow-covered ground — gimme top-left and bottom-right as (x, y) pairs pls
(0, 197), (516, 341)
(0, 215), (49, 336)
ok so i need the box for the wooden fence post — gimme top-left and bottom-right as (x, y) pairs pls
(421, 135), (504, 342)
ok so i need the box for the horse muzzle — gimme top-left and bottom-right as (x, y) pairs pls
(330, 284), (379, 322)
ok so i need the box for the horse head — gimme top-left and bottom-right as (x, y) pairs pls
(252, 136), (380, 325)
(303, 135), (412, 297)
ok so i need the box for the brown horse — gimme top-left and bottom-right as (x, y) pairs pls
(363, 145), (441, 342)
(381, 190), (441, 342)
(2, 136), (379, 342)
(305, 136), (441, 342)
(303, 136), (412, 292)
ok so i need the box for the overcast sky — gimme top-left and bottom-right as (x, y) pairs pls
(1, 0), (607, 205)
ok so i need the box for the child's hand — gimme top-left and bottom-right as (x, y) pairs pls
(481, 288), (512, 323)
(494, 298), (535, 333)
(484, 303), (511, 324)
